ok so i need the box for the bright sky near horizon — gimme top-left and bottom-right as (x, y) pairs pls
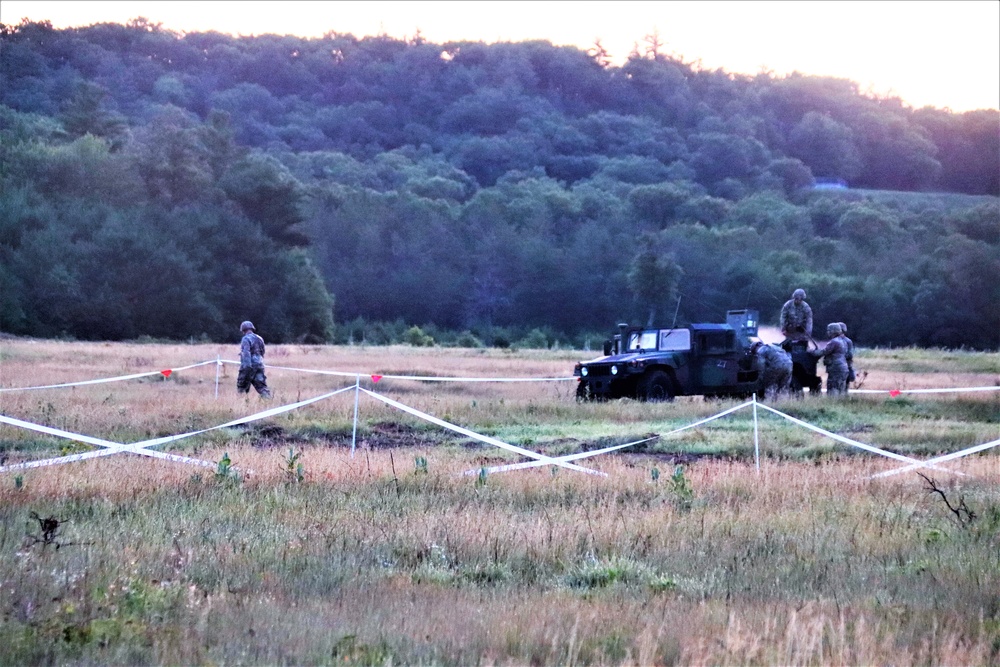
(3, 1), (998, 113)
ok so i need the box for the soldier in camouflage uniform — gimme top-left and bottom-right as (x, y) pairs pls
(780, 288), (813, 343)
(812, 323), (849, 396)
(752, 341), (793, 400)
(838, 322), (855, 394)
(237, 320), (271, 398)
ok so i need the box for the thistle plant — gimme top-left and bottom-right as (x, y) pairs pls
(414, 456), (428, 474)
(283, 448), (305, 483)
(669, 465), (694, 511)
(215, 451), (240, 485)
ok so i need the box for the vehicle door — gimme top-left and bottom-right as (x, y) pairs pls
(694, 329), (739, 391)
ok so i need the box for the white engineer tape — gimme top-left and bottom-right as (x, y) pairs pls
(466, 435), (659, 475)
(359, 388), (606, 476)
(0, 385), (356, 473)
(220, 359), (574, 383)
(0, 414), (219, 472)
(223, 359), (1000, 392)
(466, 400), (755, 475)
(872, 436), (1000, 478)
(220, 360), (358, 378)
(367, 373), (576, 383)
(2, 349), (995, 481)
(755, 403), (963, 476)
(0, 359), (219, 392)
(851, 386), (1000, 395)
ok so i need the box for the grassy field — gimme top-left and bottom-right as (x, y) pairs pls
(1, 338), (999, 665)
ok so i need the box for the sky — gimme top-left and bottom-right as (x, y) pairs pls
(3, 1), (999, 112)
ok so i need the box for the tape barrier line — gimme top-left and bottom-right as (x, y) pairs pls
(3, 356), (992, 392)
(1, 347), (993, 480)
(366, 374), (576, 383)
(0, 385), (356, 473)
(224, 359), (1000, 391)
(0, 414), (138, 449)
(359, 388), (607, 477)
(220, 360), (357, 378)
(872, 436), (1000, 479)
(220, 359), (574, 383)
(0, 360), (219, 392)
(851, 387), (1000, 395)
(467, 400), (755, 475)
(126, 385), (357, 451)
(755, 403), (962, 476)
(0, 414), (219, 472)
(467, 436), (659, 475)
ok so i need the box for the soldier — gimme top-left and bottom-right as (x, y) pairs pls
(752, 341), (793, 400)
(812, 323), (849, 396)
(780, 288), (813, 343)
(237, 320), (271, 398)
(838, 322), (855, 393)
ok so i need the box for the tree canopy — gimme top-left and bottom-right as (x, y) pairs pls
(1, 20), (997, 348)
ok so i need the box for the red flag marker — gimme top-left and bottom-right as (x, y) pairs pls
(889, 389), (901, 397)
(371, 375), (382, 383)
(161, 369), (173, 378)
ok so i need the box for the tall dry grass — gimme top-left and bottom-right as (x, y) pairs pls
(2, 449), (999, 664)
(1, 339), (999, 664)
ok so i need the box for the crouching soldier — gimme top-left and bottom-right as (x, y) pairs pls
(752, 341), (793, 400)
(237, 320), (271, 398)
(812, 323), (849, 396)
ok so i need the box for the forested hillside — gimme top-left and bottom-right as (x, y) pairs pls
(1, 19), (997, 348)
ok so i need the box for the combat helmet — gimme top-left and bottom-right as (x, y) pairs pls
(240, 320), (255, 332)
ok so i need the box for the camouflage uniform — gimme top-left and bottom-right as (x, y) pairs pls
(237, 321), (271, 398)
(838, 322), (855, 394)
(780, 289), (813, 342)
(813, 323), (848, 396)
(755, 343), (793, 400)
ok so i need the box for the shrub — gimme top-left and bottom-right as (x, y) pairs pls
(404, 326), (435, 347)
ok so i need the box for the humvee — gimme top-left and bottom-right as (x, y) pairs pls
(574, 310), (764, 401)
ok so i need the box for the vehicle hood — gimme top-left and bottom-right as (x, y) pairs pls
(579, 352), (650, 365)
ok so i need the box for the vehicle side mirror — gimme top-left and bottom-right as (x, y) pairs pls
(603, 340), (612, 356)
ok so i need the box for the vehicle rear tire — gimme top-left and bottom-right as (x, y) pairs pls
(638, 370), (675, 402)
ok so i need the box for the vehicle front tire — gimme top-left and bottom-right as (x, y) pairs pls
(638, 370), (675, 402)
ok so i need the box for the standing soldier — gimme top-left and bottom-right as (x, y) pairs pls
(237, 320), (272, 398)
(780, 289), (813, 343)
(812, 323), (849, 396)
(752, 341), (793, 400)
(838, 322), (855, 393)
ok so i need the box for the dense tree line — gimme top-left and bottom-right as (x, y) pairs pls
(1, 19), (997, 348)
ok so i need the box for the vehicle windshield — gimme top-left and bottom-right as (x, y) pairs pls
(627, 331), (659, 351)
(625, 328), (691, 352)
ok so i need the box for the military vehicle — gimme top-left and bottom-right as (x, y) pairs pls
(574, 310), (764, 401)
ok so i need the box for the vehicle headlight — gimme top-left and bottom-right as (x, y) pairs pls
(610, 365), (618, 376)
(581, 367), (589, 377)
